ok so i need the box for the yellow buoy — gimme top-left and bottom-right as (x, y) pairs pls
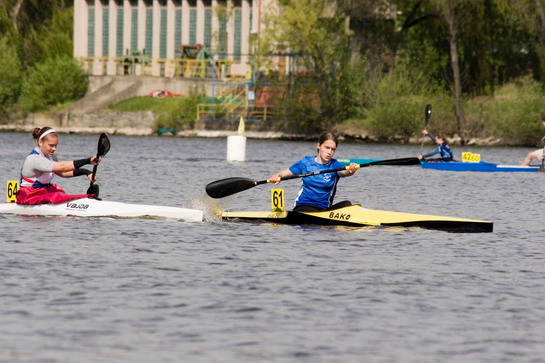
(237, 116), (245, 136)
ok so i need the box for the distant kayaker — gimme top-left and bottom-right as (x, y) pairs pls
(521, 116), (545, 165)
(268, 131), (358, 212)
(418, 130), (454, 162)
(16, 127), (100, 205)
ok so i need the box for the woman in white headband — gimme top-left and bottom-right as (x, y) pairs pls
(16, 126), (100, 205)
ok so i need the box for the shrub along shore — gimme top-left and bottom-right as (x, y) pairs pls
(0, 117), (507, 147)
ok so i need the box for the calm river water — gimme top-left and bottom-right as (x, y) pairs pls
(1, 132), (544, 362)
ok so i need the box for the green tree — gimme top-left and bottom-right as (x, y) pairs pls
(20, 55), (88, 112)
(427, 0), (467, 136)
(30, 6), (74, 62)
(258, 0), (352, 75)
(384, 0), (535, 139)
(256, 0), (357, 132)
(473, 77), (545, 145)
(363, 62), (436, 141)
(0, 0), (73, 67)
(0, 36), (22, 114)
(495, 0), (545, 82)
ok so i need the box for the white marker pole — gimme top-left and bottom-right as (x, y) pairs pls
(227, 116), (247, 162)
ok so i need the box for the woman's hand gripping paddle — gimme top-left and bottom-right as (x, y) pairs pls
(87, 133), (111, 197)
(205, 157), (420, 199)
(421, 104), (432, 155)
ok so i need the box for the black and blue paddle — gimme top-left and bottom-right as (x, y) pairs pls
(205, 157), (420, 199)
(421, 104), (432, 155)
(87, 133), (111, 197)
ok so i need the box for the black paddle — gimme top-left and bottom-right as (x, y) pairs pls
(205, 157), (420, 199)
(421, 104), (432, 155)
(86, 133), (111, 197)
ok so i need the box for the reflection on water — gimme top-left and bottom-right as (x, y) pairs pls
(0, 133), (544, 362)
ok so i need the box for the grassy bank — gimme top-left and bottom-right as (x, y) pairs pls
(109, 94), (201, 131)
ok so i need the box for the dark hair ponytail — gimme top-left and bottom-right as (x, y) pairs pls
(32, 127), (54, 141)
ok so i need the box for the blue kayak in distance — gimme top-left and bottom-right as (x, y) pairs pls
(421, 161), (541, 172)
(339, 158), (542, 172)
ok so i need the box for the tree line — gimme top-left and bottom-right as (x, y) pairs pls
(1, 0), (545, 146)
(0, 0), (87, 118)
(258, 0), (545, 145)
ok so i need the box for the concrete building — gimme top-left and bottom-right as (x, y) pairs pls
(73, 0), (273, 79)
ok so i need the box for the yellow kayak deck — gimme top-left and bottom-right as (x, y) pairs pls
(221, 204), (493, 233)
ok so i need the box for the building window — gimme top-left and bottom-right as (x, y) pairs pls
(145, 5), (153, 56)
(160, 8), (167, 59)
(131, 7), (138, 53)
(204, 8), (212, 48)
(189, 7), (197, 45)
(88, 6), (95, 57)
(102, 4), (109, 57)
(175, 8), (182, 57)
(234, 8), (242, 61)
(116, 7), (124, 57)
(219, 17), (227, 60)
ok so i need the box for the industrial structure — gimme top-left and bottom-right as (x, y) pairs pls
(73, 0), (286, 123)
(73, 0), (276, 78)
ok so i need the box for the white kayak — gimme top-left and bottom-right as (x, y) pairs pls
(0, 198), (203, 221)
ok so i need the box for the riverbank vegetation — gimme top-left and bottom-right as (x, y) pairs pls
(109, 92), (202, 131)
(255, 0), (545, 146)
(0, 1), (86, 117)
(2, 1), (545, 146)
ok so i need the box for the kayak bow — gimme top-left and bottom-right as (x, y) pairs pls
(221, 204), (493, 233)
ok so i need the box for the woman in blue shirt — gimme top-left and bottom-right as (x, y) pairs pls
(268, 131), (358, 212)
(418, 129), (454, 161)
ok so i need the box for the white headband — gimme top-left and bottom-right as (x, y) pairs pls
(39, 129), (57, 140)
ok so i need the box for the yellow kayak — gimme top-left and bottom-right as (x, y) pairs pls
(221, 204), (493, 233)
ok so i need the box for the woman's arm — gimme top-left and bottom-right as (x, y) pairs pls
(268, 168), (294, 184)
(422, 150), (438, 159)
(52, 156), (100, 174)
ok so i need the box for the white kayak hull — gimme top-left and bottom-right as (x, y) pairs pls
(0, 198), (203, 222)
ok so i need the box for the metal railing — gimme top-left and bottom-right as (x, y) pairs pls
(197, 103), (271, 121)
(77, 56), (233, 78)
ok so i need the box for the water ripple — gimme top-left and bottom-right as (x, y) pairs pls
(1, 134), (544, 361)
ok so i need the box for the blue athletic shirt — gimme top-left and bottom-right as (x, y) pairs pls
(422, 133), (453, 160)
(288, 156), (345, 210)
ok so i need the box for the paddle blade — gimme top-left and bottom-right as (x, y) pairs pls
(205, 177), (258, 198)
(97, 133), (111, 157)
(87, 183), (99, 197)
(425, 104), (432, 124)
(368, 157), (421, 166)
(86, 133), (109, 197)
